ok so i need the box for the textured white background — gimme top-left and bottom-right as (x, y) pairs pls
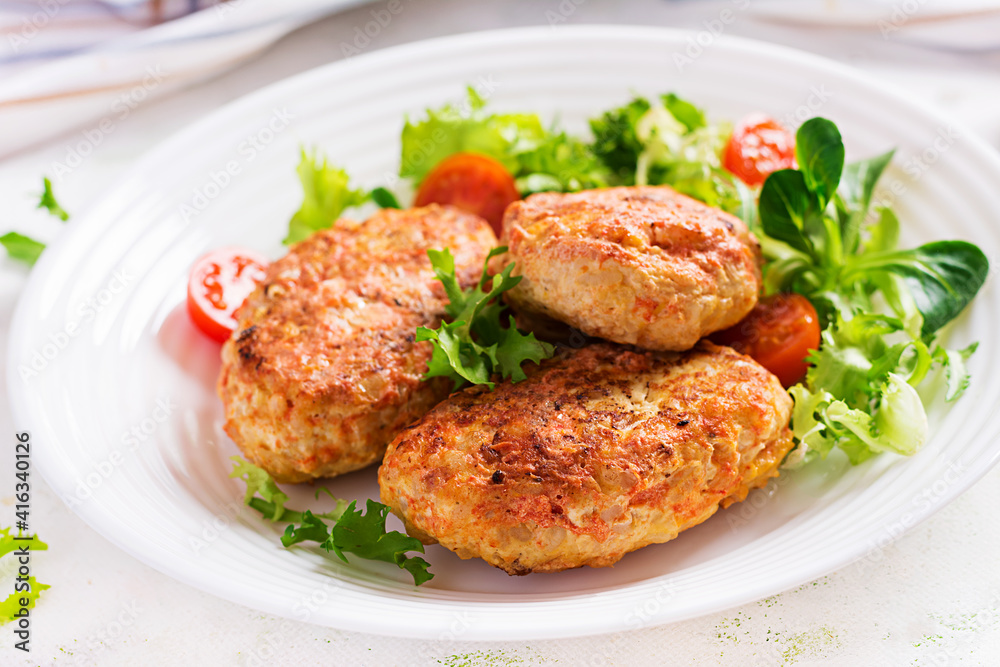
(3, 1), (1000, 665)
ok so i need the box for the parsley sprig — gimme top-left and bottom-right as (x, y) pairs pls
(230, 457), (433, 585)
(417, 247), (554, 390)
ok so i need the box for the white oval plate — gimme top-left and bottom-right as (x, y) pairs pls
(9, 26), (1000, 640)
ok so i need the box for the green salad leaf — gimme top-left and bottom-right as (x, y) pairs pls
(794, 117), (844, 206)
(0, 527), (49, 625)
(512, 130), (610, 194)
(588, 93), (749, 216)
(230, 457), (432, 585)
(401, 87), (609, 195)
(0, 527), (47, 559)
(369, 186), (401, 209)
(662, 93), (707, 132)
(0, 232), (45, 267)
(757, 118), (987, 467)
(2, 177), (71, 266)
(589, 97), (651, 182)
(416, 247), (554, 390)
(38, 176), (69, 221)
(282, 501), (432, 585)
(401, 90), (752, 217)
(400, 87), (542, 182)
(843, 240), (988, 337)
(284, 148), (369, 245)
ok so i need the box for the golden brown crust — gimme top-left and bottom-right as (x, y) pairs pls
(217, 205), (497, 483)
(496, 186), (762, 351)
(378, 341), (794, 574)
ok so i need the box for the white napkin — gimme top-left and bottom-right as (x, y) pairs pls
(0, 0), (370, 158)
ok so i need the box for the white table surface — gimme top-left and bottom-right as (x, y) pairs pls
(3, 1), (1000, 665)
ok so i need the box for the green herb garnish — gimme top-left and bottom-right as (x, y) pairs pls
(401, 87), (609, 196)
(369, 186), (401, 209)
(0, 232), (45, 267)
(38, 176), (69, 221)
(0, 527), (49, 625)
(417, 247), (554, 390)
(284, 148), (368, 245)
(230, 457), (432, 585)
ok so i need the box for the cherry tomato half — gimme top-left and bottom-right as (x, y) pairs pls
(414, 152), (520, 235)
(710, 293), (821, 388)
(723, 114), (796, 188)
(187, 247), (268, 343)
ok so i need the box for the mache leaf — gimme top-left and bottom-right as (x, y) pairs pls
(758, 169), (816, 256)
(284, 149), (368, 245)
(494, 316), (555, 383)
(847, 241), (988, 337)
(838, 149), (895, 254)
(0, 578), (49, 624)
(662, 93), (706, 132)
(795, 117), (844, 206)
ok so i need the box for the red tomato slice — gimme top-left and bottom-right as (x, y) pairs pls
(710, 293), (821, 388)
(187, 247), (268, 343)
(723, 114), (796, 188)
(413, 152), (520, 235)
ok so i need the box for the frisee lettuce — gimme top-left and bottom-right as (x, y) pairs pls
(0, 232), (45, 267)
(230, 457), (432, 585)
(401, 89), (753, 215)
(284, 149), (369, 245)
(1, 176), (70, 266)
(283, 96), (986, 470)
(417, 247), (554, 390)
(400, 87), (609, 195)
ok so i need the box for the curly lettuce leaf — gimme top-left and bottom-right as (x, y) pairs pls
(284, 149), (369, 245)
(589, 96), (651, 182)
(400, 87), (544, 182)
(787, 376), (928, 468)
(402, 87), (609, 196)
(229, 456), (291, 520)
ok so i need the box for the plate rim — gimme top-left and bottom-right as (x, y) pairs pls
(9, 24), (1000, 640)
